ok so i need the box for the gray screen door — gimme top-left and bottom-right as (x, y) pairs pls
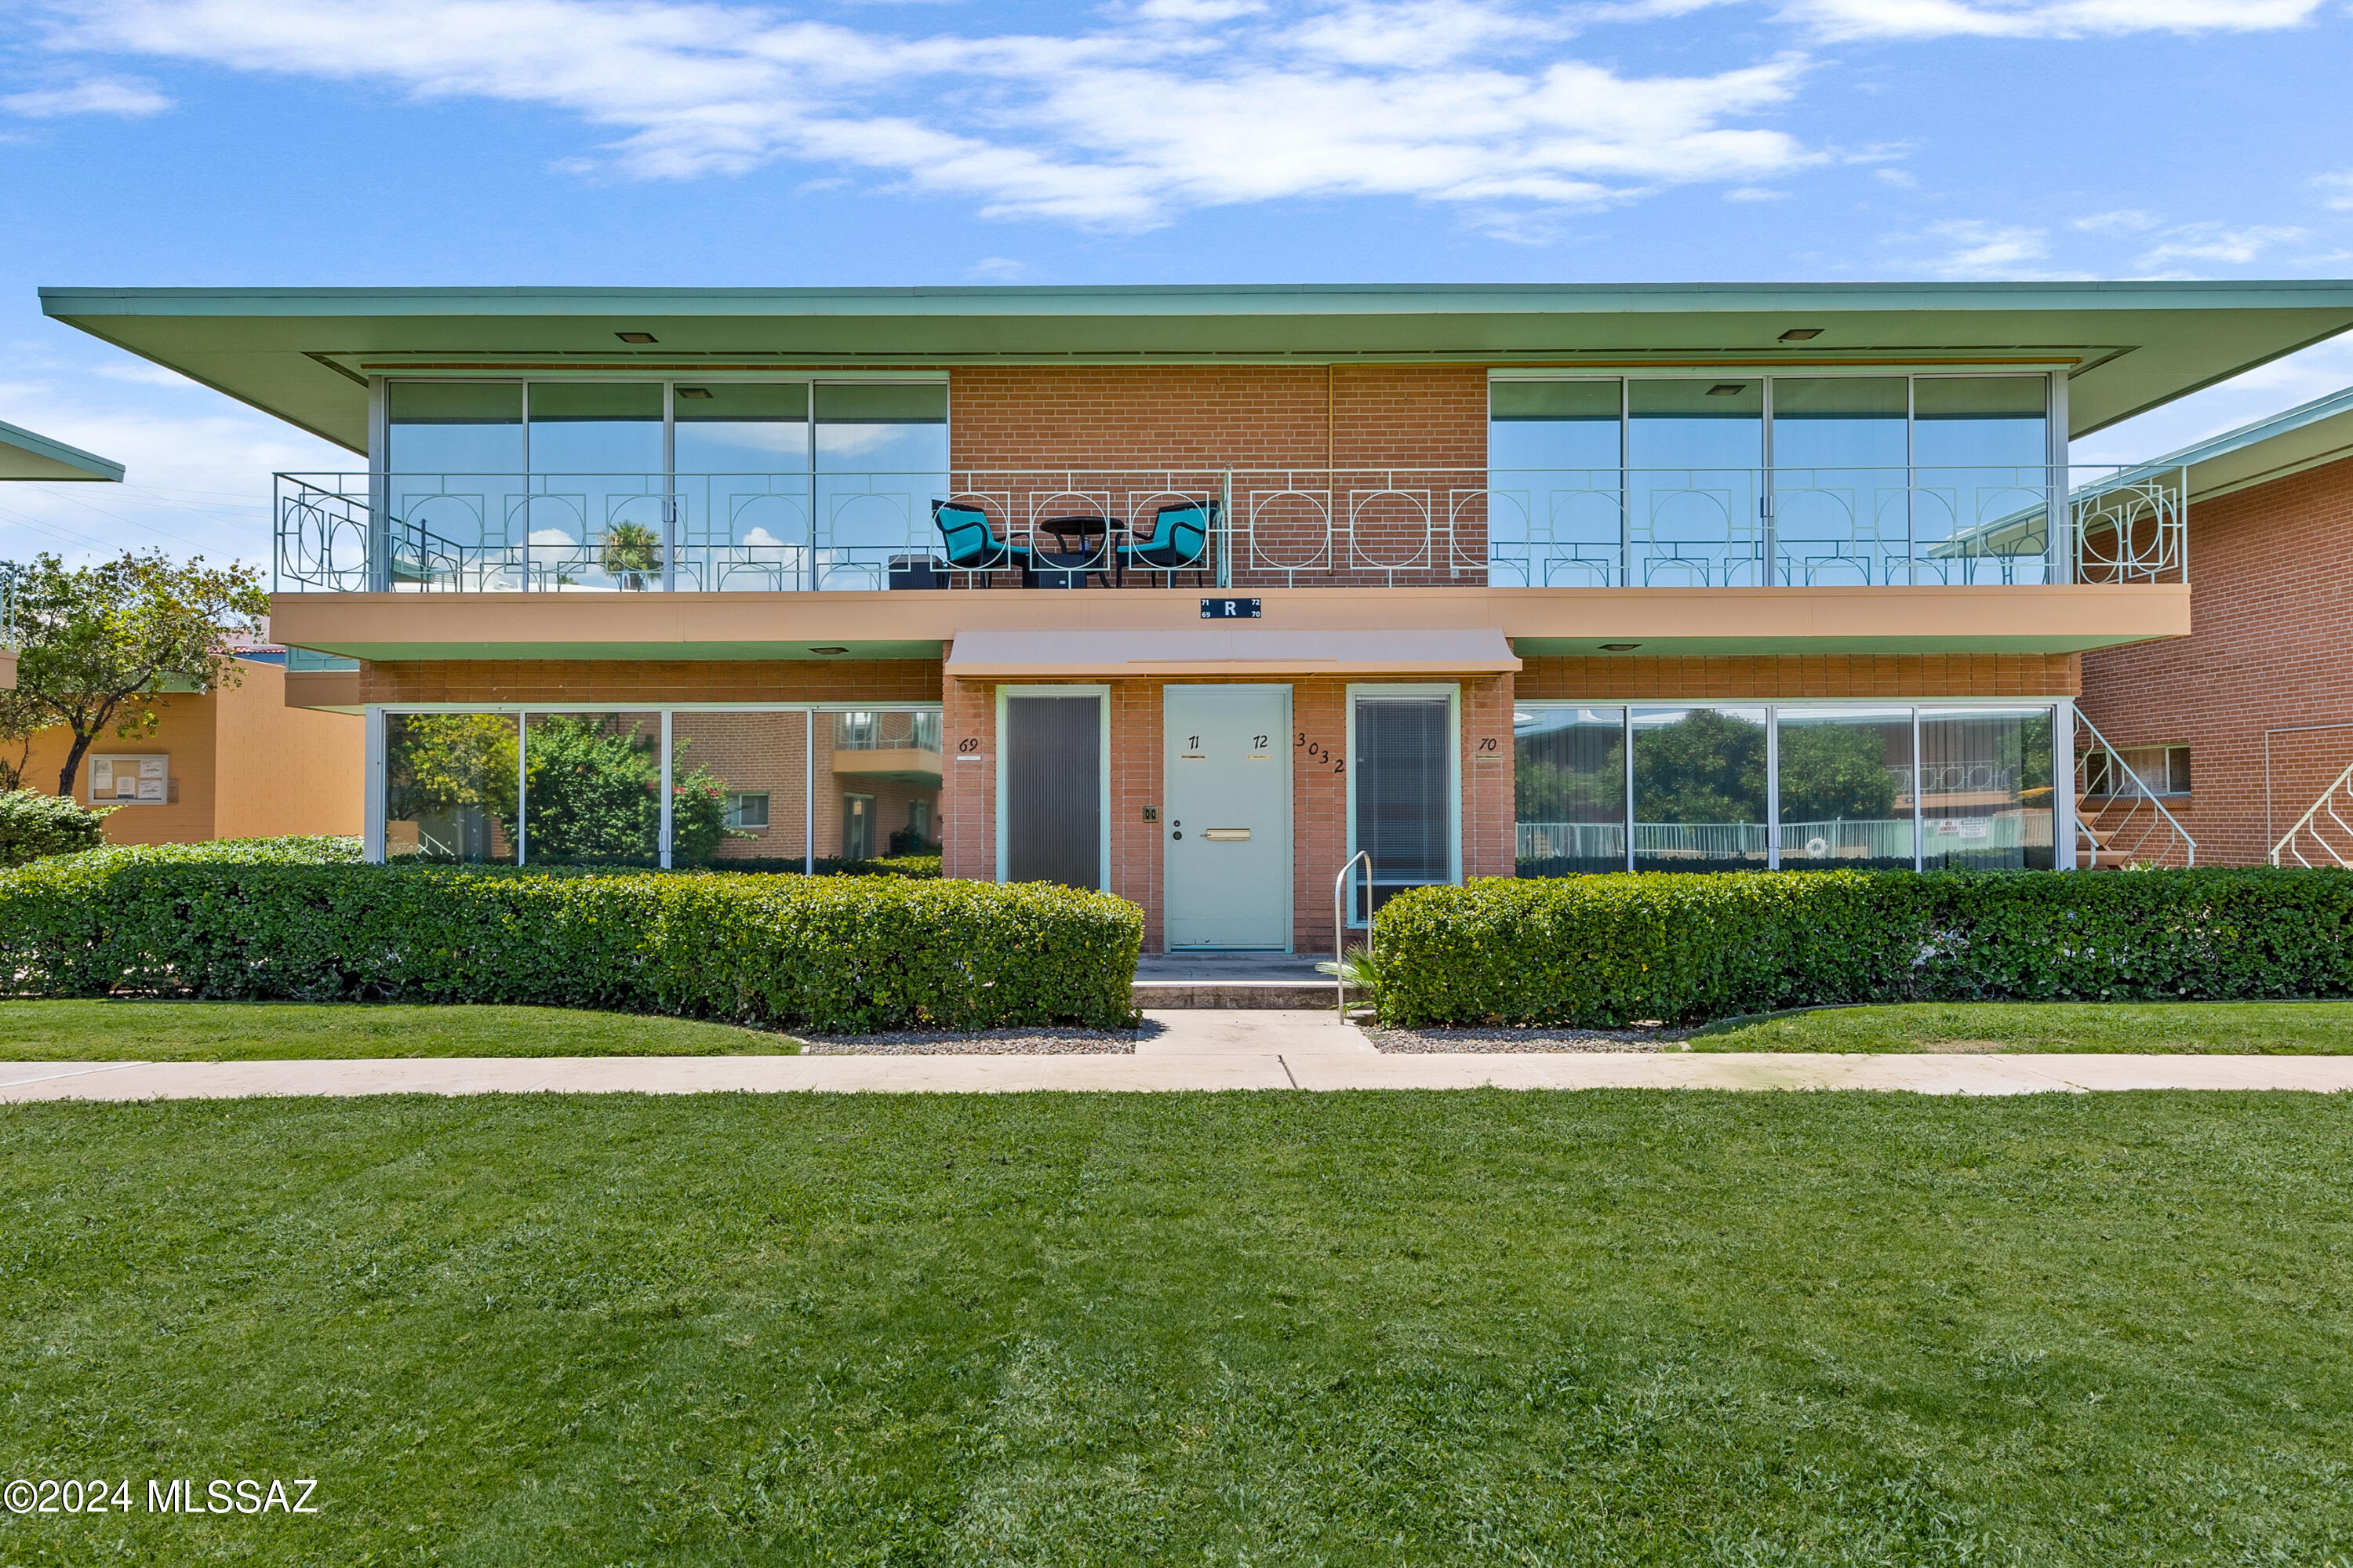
(1004, 693), (1104, 889)
(1354, 694), (1453, 919)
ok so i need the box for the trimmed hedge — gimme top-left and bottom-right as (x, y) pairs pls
(0, 860), (1140, 1032)
(0, 791), (111, 867)
(1371, 869), (2353, 1028)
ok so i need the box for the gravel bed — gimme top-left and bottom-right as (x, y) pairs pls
(1362, 1023), (1694, 1054)
(799, 1024), (1145, 1056)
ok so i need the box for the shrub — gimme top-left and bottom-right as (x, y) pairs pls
(0, 860), (1139, 1032)
(0, 791), (112, 867)
(38, 835), (364, 868)
(1370, 869), (2353, 1028)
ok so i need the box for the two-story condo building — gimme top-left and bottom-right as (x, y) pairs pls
(42, 282), (2353, 949)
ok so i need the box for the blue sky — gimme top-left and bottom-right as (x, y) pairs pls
(5, 0), (2353, 566)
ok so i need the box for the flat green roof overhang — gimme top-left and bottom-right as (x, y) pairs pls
(42, 280), (2353, 455)
(0, 418), (124, 482)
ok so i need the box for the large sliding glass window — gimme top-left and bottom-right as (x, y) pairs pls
(377, 377), (944, 592)
(1770, 378), (1909, 585)
(1775, 708), (1915, 869)
(1487, 381), (1622, 587)
(1514, 703), (2061, 875)
(1513, 707), (1625, 873)
(1631, 706), (1769, 872)
(386, 383), (525, 591)
(1488, 373), (2054, 589)
(1920, 708), (2055, 869)
(674, 384), (810, 591)
(815, 384), (950, 591)
(1628, 380), (1765, 587)
(524, 384), (665, 592)
(1913, 377), (2052, 584)
(377, 705), (941, 871)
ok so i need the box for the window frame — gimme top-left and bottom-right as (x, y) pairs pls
(1344, 682), (1462, 928)
(993, 684), (1111, 891)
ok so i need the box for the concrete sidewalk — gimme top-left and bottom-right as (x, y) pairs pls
(2, 1010), (2351, 1099)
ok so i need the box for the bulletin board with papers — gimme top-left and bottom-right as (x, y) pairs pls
(89, 755), (169, 805)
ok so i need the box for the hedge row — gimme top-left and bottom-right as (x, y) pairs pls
(0, 860), (1140, 1032)
(1370, 869), (2353, 1028)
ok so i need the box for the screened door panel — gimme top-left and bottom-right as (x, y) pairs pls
(1004, 694), (1104, 890)
(1353, 695), (1453, 918)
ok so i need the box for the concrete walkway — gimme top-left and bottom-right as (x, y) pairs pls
(2, 1010), (2351, 1099)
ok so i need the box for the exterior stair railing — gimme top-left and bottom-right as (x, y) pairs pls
(2268, 759), (2353, 868)
(2073, 710), (2195, 868)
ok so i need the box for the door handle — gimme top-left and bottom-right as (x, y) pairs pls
(1202, 828), (1250, 841)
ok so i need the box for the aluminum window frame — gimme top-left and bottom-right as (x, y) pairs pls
(366, 700), (944, 871)
(1511, 697), (2072, 875)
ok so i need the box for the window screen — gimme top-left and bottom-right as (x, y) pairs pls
(1354, 695), (1452, 916)
(1004, 694), (1103, 889)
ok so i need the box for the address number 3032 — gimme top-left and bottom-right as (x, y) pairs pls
(1295, 733), (1344, 773)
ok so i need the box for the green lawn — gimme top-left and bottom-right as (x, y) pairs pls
(1692, 1000), (2353, 1053)
(3, 1092), (2351, 1564)
(0, 1000), (799, 1060)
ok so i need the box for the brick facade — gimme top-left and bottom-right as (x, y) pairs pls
(946, 365), (1489, 588)
(2082, 453), (2353, 865)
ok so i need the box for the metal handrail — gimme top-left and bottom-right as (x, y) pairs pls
(273, 463), (2188, 595)
(2269, 759), (2353, 867)
(1333, 850), (1371, 1015)
(2074, 709), (2195, 868)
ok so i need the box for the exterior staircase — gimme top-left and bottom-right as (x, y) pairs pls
(2074, 713), (2195, 868)
(2269, 759), (2353, 867)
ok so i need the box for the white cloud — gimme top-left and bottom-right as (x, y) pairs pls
(2134, 222), (2304, 269)
(44, 0), (1820, 228)
(1912, 218), (2051, 278)
(1872, 166), (1915, 187)
(968, 256), (1031, 281)
(0, 75), (169, 117)
(1784, 0), (2322, 40)
(2071, 208), (2155, 233)
(2315, 170), (2353, 212)
(1725, 184), (1788, 199)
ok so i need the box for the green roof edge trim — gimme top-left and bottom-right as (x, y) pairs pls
(0, 418), (125, 482)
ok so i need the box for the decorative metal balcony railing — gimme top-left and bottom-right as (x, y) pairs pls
(273, 464), (2188, 594)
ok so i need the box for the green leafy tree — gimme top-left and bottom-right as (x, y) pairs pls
(5, 551), (268, 797)
(523, 715), (663, 863)
(385, 714), (522, 855)
(0, 689), (48, 794)
(1632, 709), (1767, 824)
(1777, 723), (1900, 822)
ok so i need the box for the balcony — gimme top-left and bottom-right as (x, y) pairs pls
(274, 464), (2188, 595)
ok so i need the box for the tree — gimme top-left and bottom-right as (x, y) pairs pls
(0, 689), (47, 794)
(1777, 722), (1900, 823)
(6, 552), (269, 798)
(1631, 708), (1767, 824)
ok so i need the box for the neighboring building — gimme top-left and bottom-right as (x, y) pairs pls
(2077, 385), (2353, 867)
(0, 417), (125, 689)
(39, 282), (2353, 949)
(13, 651), (364, 844)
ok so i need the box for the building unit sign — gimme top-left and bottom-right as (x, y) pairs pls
(89, 755), (169, 805)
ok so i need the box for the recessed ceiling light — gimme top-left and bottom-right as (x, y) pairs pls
(615, 331), (657, 344)
(676, 386), (714, 399)
(1599, 642), (1642, 652)
(1778, 327), (1824, 341)
(809, 646), (849, 656)
(1706, 383), (1747, 397)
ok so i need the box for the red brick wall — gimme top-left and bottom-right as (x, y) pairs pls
(1518, 653), (2079, 700)
(360, 659), (942, 705)
(947, 366), (1488, 588)
(2082, 454), (2353, 865)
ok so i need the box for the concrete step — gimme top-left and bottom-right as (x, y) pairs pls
(1133, 979), (1345, 1010)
